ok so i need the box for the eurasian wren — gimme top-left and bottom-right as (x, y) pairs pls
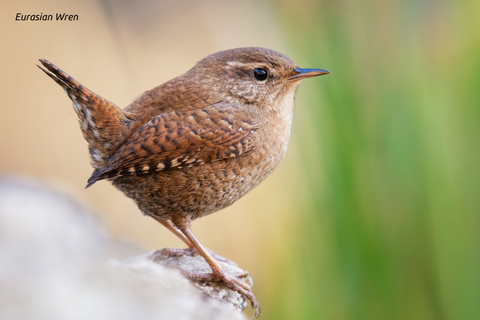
(39, 47), (329, 317)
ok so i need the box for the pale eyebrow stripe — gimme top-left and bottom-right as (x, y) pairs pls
(226, 61), (269, 69)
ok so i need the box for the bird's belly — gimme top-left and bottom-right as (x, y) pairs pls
(111, 146), (284, 221)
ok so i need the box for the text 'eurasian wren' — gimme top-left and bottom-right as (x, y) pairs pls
(39, 47), (329, 317)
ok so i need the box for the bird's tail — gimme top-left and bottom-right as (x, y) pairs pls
(38, 59), (132, 169)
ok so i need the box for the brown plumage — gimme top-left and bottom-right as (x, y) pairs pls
(39, 47), (329, 317)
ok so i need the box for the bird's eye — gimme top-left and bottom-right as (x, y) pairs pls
(253, 68), (268, 81)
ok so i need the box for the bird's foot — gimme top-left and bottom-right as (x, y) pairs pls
(150, 246), (197, 259)
(151, 247), (238, 267)
(180, 268), (260, 319)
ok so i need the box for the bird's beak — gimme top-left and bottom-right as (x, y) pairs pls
(288, 68), (330, 82)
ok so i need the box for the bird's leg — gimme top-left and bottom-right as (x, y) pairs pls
(172, 215), (260, 318)
(149, 216), (198, 258)
(150, 216), (236, 266)
(152, 216), (195, 247)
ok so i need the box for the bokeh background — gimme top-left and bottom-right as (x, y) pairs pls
(2, 0), (479, 319)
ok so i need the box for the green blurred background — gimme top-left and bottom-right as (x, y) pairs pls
(1, 0), (479, 319)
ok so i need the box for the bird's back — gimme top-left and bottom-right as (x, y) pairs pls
(122, 72), (220, 133)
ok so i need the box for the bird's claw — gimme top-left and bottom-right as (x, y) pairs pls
(221, 275), (260, 319)
(175, 268), (260, 318)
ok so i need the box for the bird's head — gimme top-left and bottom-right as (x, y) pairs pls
(188, 47), (330, 115)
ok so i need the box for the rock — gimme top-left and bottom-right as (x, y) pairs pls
(0, 175), (247, 320)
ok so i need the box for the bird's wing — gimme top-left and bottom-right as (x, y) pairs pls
(87, 103), (259, 187)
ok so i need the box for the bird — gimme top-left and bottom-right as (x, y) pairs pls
(38, 47), (329, 318)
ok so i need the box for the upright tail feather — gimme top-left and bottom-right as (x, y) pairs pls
(38, 59), (133, 169)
